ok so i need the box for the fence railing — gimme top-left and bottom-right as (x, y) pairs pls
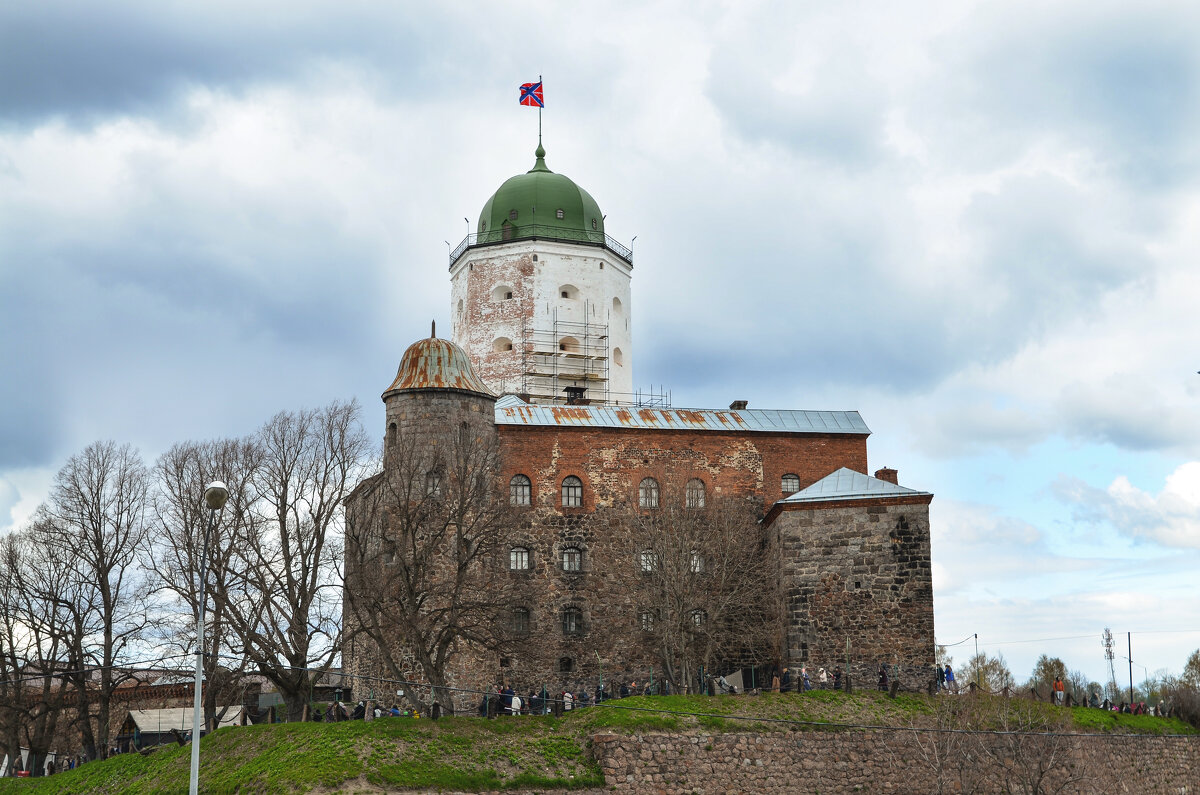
(449, 226), (633, 267)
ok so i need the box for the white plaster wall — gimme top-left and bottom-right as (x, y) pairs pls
(450, 239), (633, 399)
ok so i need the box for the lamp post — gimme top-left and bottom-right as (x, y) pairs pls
(190, 481), (228, 795)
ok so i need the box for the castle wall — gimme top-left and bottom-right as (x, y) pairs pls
(496, 425), (869, 510)
(774, 497), (936, 690)
(591, 730), (1200, 794)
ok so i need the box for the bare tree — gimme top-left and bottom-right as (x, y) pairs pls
(146, 437), (262, 730)
(960, 651), (1015, 693)
(971, 696), (1083, 795)
(0, 531), (76, 777)
(614, 488), (781, 694)
(38, 440), (152, 761)
(214, 400), (371, 721)
(343, 419), (516, 716)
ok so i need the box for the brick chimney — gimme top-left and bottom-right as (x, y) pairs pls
(729, 400), (748, 410)
(874, 467), (898, 485)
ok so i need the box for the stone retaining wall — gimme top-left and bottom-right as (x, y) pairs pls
(592, 730), (1200, 794)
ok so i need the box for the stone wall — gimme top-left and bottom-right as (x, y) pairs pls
(775, 497), (936, 691)
(592, 730), (1200, 794)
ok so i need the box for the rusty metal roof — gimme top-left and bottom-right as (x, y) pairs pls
(383, 336), (494, 398)
(493, 395), (869, 434)
(779, 467), (930, 503)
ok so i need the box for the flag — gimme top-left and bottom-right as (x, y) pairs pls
(519, 81), (544, 108)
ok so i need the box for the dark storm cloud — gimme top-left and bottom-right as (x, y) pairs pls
(0, 2), (441, 126)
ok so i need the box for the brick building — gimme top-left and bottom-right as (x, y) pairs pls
(343, 142), (935, 707)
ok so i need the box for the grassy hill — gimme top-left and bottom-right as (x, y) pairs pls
(1, 690), (1193, 794)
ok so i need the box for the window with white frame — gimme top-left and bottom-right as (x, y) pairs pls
(639, 477), (660, 509)
(509, 474), (531, 506)
(509, 546), (530, 571)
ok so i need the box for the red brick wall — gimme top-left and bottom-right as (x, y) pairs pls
(496, 425), (868, 510)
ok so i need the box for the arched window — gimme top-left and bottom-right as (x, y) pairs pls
(511, 607), (530, 635)
(685, 478), (705, 509)
(558, 284), (579, 300)
(561, 476), (583, 508)
(781, 473), (801, 495)
(690, 609), (707, 627)
(491, 284), (514, 302)
(638, 549), (658, 572)
(555, 208), (565, 219)
(493, 337), (514, 353)
(689, 551), (704, 574)
(509, 547), (530, 571)
(509, 475), (531, 506)
(387, 422), (396, 449)
(639, 610), (655, 631)
(639, 477), (660, 509)
(558, 336), (580, 353)
(613, 347), (624, 366)
(425, 471), (442, 497)
(558, 656), (574, 673)
(562, 607), (583, 636)
(457, 299), (463, 316)
(612, 296), (622, 314)
(562, 546), (582, 573)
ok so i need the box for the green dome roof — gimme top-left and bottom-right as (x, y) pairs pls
(477, 144), (605, 244)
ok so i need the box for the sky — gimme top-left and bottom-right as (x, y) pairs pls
(2, 0), (1199, 689)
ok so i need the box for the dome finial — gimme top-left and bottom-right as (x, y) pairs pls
(431, 319), (436, 338)
(531, 141), (549, 173)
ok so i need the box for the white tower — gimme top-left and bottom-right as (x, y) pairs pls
(449, 144), (633, 404)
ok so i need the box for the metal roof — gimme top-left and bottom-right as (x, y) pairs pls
(383, 334), (494, 398)
(780, 467), (930, 503)
(493, 395), (870, 435)
(126, 706), (244, 733)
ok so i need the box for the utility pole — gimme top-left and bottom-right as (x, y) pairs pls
(1128, 632), (1134, 705)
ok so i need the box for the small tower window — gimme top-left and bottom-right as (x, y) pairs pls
(591, 218), (597, 230)
(561, 476), (583, 508)
(613, 297), (622, 314)
(562, 546), (582, 573)
(555, 209), (564, 219)
(509, 209), (518, 221)
(509, 475), (531, 506)
(562, 607), (583, 636)
(639, 478), (660, 509)
(782, 474), (801, 495)
(510, 546), (530, 571)
(480, 221), (486, 233)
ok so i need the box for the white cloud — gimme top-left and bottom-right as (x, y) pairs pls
(1062, 462), (1200, 549)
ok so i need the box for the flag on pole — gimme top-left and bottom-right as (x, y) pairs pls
(519, 81), (544, 107)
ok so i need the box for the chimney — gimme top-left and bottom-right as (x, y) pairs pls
(729, 400), (748, 410)
(874, 467), (898, 485)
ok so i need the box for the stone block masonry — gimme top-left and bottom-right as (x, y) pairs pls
(591, 730), (1200, 794)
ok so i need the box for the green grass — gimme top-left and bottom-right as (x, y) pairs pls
(0, 691), (1191, 793)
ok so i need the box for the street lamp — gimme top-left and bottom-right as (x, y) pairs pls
(190, 480), (228, 795)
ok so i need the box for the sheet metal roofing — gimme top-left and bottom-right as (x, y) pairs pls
(383, 333), (494, 398)
(126, 706), (244, 733)
(493, 395), (870, 434)
(780, 467), (931, 503)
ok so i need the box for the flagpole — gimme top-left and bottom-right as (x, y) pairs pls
(538, 74), (543, 146)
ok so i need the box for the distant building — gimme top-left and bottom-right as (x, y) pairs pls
(344, 142), (935, 706)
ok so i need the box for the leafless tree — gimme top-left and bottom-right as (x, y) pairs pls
(37, 440), (152, 761)
(0, 530), (77, 777)
(213, 400), (371, 721)
(971, 695), (1083, 795)
(146, 437), (262, 730)
(343, 419), (516, 716)
(613, 488), (782, 694)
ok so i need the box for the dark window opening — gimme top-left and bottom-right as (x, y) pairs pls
(558, 656), (574, 673)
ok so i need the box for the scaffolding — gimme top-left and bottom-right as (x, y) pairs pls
(519, 305), (610, 404)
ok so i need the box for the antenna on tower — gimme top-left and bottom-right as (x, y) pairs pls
(1102, 628), (1118, 700)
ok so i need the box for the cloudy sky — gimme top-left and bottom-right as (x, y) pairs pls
(3, 0), (1199, 687)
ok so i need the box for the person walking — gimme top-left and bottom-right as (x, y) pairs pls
(936, 663), (946, 692)
(1053, 676), (1065, 706)
(818, 667), (828, 689)
(944, 664), (956, 694)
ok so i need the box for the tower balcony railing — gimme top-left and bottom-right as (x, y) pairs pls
(449, 225), (633, 268)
